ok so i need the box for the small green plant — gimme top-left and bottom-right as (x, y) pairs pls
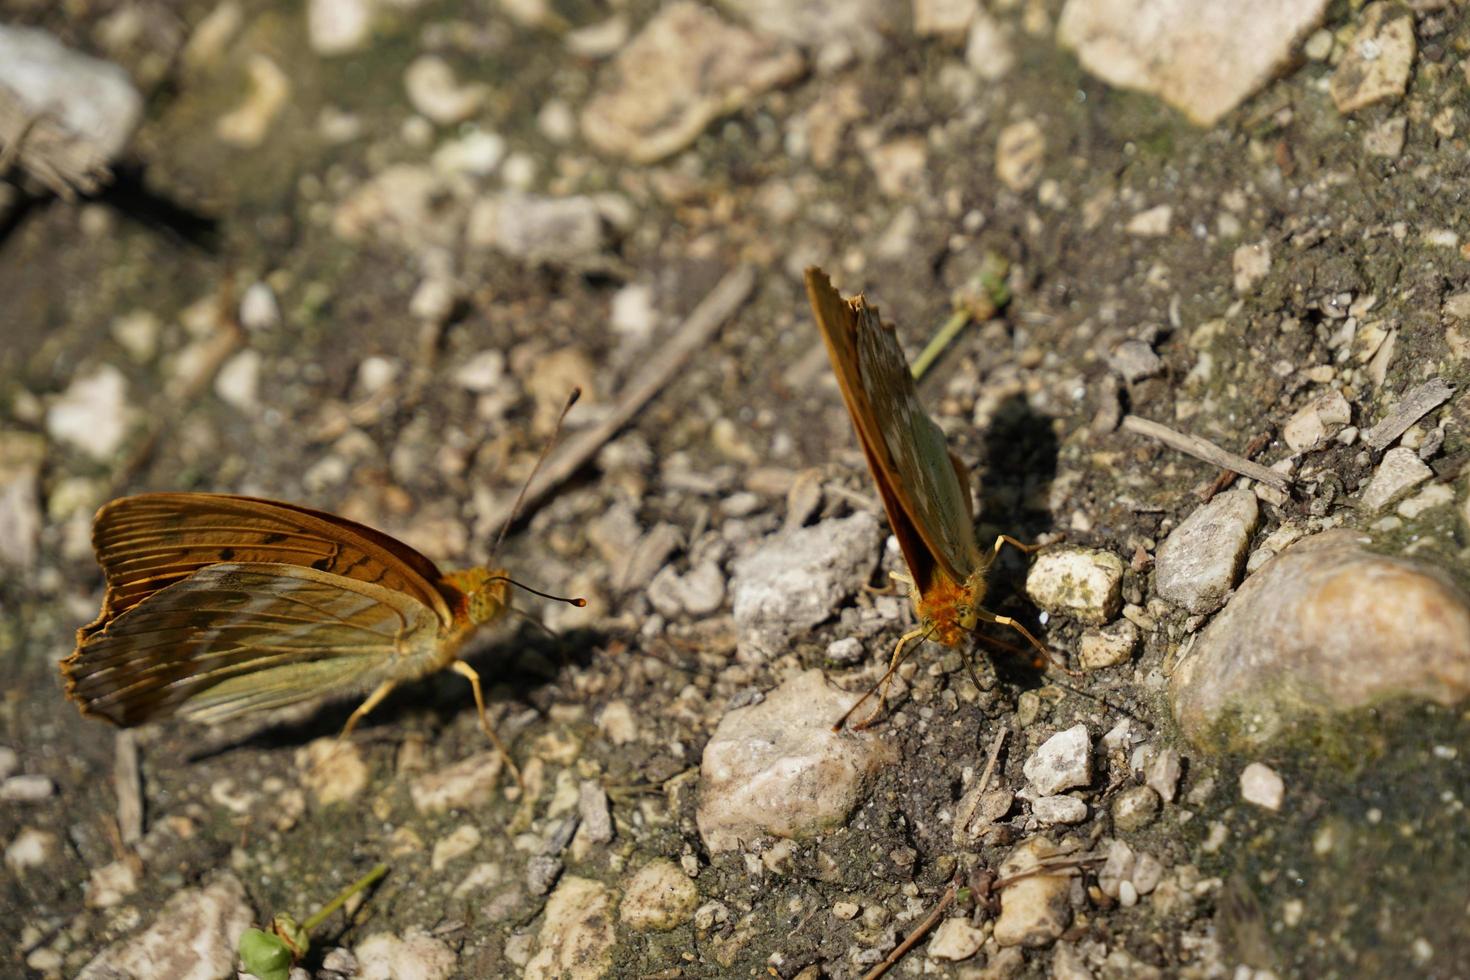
(238, 864), (388, 980)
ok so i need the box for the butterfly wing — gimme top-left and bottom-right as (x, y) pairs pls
(805, 268), (983, 596)
(63, 562), (446, 726)
(81, 493), (456, 642)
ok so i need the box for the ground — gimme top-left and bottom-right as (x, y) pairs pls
(1, 1), (1468, 978)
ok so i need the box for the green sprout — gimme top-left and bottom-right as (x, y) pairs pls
(238, 863), (388, 980)
(911, 252), (1012, 381)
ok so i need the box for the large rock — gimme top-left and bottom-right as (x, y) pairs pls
(1057, 0), (1329, 126)
(697, 670), (895, 851)
(581, 2), (803, 163)
(1171, 529), (1470, 749)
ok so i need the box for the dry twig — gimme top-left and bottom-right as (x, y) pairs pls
(482, 265), (755, 532)
(1362, 378), (1454, 450)
(1121, 415), (1289, 492)
(859, 879), (958, 980)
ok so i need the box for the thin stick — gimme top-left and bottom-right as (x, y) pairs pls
(114, 731), (143, 845)
(1200, 432), (1269, 502)
(482, 265), (755, 533)
(1362, 377), (1454, 450)
(1121, 415), (1289, 491)
(976, 726), (1008, 796)
(860, 880), (958, 980)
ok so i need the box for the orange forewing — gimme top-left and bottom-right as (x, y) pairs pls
(805, 268), (991, 646)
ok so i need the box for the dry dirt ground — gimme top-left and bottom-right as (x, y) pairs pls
(1, 1), (1468, 978)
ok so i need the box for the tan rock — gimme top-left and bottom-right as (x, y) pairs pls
(1171, 529), (1470, 748)
(581, 3), (803, 163)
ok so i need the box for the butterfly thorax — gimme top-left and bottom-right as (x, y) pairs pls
(914, 566), (990, 648)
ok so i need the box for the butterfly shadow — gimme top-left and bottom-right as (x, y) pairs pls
(185, 625), (609, 761)
(972, 392), (1060, 686)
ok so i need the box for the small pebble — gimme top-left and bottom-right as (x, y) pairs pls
(0, 774), (55, 802)
(1111, 785), (1161, 832)
(1023, 725), (1093, 796)
(1239, 762), (1285, 811)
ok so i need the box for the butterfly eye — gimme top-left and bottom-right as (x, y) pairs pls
(958, 609), (979, 631)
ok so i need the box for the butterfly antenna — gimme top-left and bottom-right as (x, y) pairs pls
(490, 387), (581, 559)
(486, 574), (587, 608)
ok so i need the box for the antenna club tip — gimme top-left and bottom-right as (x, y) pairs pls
(572, 597), (588, 607)
(567, 387), (582, 406)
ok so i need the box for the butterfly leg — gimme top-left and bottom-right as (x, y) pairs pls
(831, 626), (926, 732)
(991, 534), (1041, 557)
(450, 660), (524, 789)
(340, 680), (398, 739)
(973, 607), (1080, 677)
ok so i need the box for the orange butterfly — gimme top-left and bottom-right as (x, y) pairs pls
(805, 268), (1060, 728)
(62, 490), (580, 780)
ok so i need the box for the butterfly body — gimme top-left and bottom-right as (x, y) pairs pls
(804, 268), (1057, 726)
(63, 493), (516, 737)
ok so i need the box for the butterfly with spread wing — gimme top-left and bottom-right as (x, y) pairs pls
(805, 267), (1064, 728)
(62, 400), (584, 781)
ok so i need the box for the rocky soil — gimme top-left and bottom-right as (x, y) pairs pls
(1, 1), (1468, 978)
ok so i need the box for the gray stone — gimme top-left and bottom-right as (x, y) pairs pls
(1097, 839), (1134, 899)
(965, 9), (1015, 80)
(0, 26), (143, 193)
(467, 193), (607, 265)
(1330, 3), (1416, 114)
(1111, 785), (1161, 831)
(1025, 547), (1124, 625)
(620, 858), (698, 930)
(718, 0), (893, 69)
(76, 874), (253, 980)
(1154, 489), (1259, 614)
(1109, 340), (1163, 382)
(0, 774), (54, 802)
(731, 511), (882, 658)
(1031, 795), (1088, 825)
(1078, 619), (1139, 670)
(1233, 240), (1272, 294)
(578, 781), (613, 845)
(1283, 389), (1351, 452)
(581, 2), (803, 163)
(308, 0), (374, 55)
(697, 670), (895, 851)
(995, 119), (1045, 193)
(1239, 761), (1285, 811)
(46, 365), (136, 461)
(1144, 747), (1182, 803)
(648, 560), (726, 618)
(992, 837), (1072, 947)
(410, 751), (504, 814)
(404, 55), (487, 126)
(927, 915), (986, 960)
(1171, 529), (1470, 748)
(1057, 0), (1329, 126)
(0, 432), (45, 569)
(525, 877), (616, 980)
(356, 928), (457, 980)
(1023, 725), (1093, 796)
(1358, 447), (1432, 512)
(4, 827), (58, 875)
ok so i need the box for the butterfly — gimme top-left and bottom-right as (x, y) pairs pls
(804, 267), (1061, 728)
(61, 490), (582, 781)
